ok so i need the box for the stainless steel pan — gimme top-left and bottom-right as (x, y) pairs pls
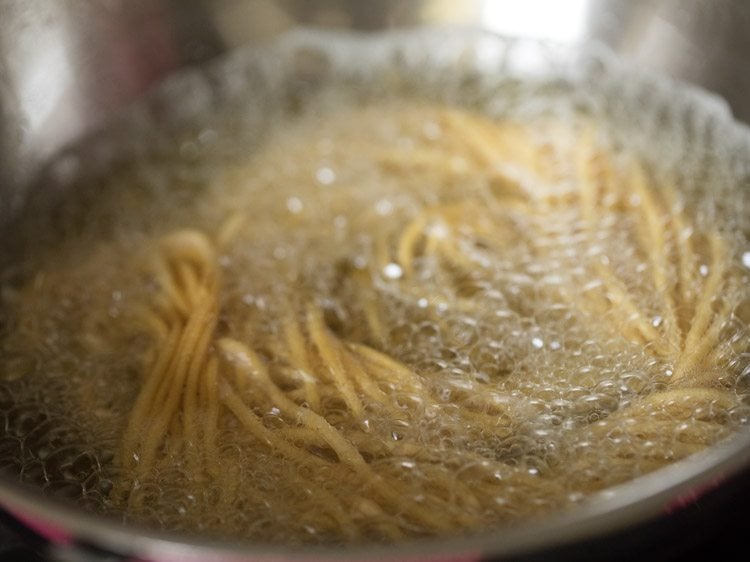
(1, 2), (750, 560)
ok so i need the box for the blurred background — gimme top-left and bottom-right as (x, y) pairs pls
(2, 0), (750, 196)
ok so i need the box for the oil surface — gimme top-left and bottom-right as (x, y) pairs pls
(0, 31), (749, 545)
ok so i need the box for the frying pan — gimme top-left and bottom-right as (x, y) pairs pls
(1, 2), (750, 561)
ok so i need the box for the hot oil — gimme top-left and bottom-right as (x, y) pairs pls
(0, 33), (749, 545)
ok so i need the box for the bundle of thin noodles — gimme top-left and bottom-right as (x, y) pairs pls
(344, 109), (743, 486)
(115, 230), (221, 507)
(113, 227), (566, 540)
(103, 105), (747, 542)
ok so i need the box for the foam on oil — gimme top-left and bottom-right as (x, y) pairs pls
(0, 31), (749, 545)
